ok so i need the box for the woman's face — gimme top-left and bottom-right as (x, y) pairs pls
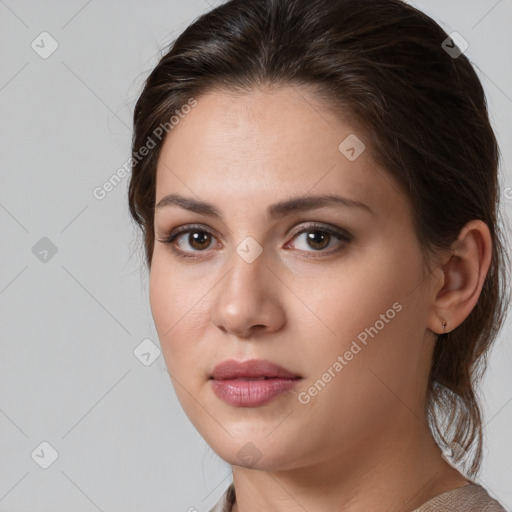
(150, 85), (439, 471)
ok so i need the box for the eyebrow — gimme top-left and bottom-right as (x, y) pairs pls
(155, 193), (375, 218)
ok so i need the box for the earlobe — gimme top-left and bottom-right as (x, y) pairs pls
(427, 220), (493, 335)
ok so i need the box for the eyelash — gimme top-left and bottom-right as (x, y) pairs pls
(156, 222), (352, 260)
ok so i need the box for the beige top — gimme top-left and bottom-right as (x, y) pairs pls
(209, 481), (508, 512)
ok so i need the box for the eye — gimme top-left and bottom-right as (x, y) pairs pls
(156, 224), (218, 258)
(286, 223), (351, 255)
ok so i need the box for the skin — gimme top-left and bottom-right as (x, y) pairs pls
(149, 85), (492, 512)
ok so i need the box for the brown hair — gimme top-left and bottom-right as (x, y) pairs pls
(128, 0), (510, 476)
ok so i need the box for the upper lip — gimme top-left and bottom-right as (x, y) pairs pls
(210, 359), (301, 380)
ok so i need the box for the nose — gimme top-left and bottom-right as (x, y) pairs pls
(210, 243), (286, 338)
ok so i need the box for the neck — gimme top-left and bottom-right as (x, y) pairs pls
(230, 419), (470, 512)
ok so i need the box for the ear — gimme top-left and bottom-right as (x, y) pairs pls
(427, 219), (493, 335)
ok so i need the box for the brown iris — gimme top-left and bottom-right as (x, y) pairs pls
(306, 231), (330, 250)
(188, 231), (212, 250)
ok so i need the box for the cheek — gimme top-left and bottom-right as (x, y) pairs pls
(290, 284), (423, 450)
(149, 253), (211, 378)
(149, 256), (187, 366)
(149, 256), (178, 338)
(149, 250), (198, 330)
(297, 242), (426, 387)
(300, 248), (412, 340)
(149, 261), (215, 435)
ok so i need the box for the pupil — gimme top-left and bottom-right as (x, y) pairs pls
(190, 231), (210, 249)
(307, 231), (329, 250)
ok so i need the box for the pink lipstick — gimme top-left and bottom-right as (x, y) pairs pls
(210, 359), (302, 407)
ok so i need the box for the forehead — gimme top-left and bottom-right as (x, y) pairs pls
(154, 86), (406, 220)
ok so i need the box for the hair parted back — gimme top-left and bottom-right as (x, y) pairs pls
(128, 0), (511, 477)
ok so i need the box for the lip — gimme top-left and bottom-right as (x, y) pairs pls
(210, 378), (300, 407)
(209, 359), (302, 407)
(210, 359), (301, 380)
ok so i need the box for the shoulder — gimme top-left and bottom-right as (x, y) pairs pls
(412, 482), (509, 512)
(208, 481), (508, 512)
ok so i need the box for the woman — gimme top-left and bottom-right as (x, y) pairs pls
(128, 0), (510, 510)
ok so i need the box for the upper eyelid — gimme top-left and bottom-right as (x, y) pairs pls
(166, 221), (347, 237)
(288, 222), (350, 239)
(169, 223), (221, 241)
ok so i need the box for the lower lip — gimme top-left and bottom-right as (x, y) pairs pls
(210, 378), (301, 407)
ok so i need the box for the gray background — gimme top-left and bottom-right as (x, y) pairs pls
(0, 1), (511, 511)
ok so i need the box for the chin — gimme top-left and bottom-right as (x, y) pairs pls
(205, 435), (302, 472)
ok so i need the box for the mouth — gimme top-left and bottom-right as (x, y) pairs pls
(209, 359), (302, 407)
(210, 358), (301, 381)
(220, 376), (293, 380)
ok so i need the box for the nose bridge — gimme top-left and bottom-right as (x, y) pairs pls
(222, 237), (267, 310)
(211, 236), (284, 336)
